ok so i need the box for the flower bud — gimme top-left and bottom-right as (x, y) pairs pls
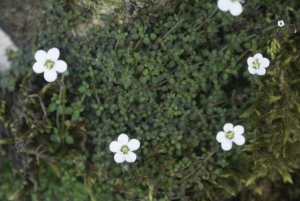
(254, 24), (262, 35)
(127, 4), (135, 15)
(236, 18), (246, 27)
(288, 24), (297, 34)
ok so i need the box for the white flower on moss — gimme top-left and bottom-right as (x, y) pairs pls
(247, 53), (270, 75)
(32, 47), (67, 82)
(278, 20), (285, 27)
(216, 123), (245, 151)
(109, 133), (140, 163)
(217, 0), (243, 16)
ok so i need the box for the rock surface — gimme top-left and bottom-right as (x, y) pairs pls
(0, 28), (17, 72)
(0, 0), (43, 71)
(0, 0), (42, 47)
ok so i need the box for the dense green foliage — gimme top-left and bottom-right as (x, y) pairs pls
(0, 0), (300, 200)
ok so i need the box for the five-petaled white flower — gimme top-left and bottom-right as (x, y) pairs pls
(217, 0), (243, 16)
(109, 133), (140, 163)
(247, 53), (270, 75)
(277, 20), (285, 28)
(216, 123), (245, 151)
(32, 48), (67, 82)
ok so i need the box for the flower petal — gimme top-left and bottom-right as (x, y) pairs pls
(46, 48), (60, 61)
(260, 58), (270, 68)
(35, 50), (47, 62)
(217, 0), (232, 12)
(278, 20), (285, 27)
(128, 139), (140, 151)
(109, 141), (122, 153)
(54, 60), (67, 73)
(254, 53), (263, 61)
(256, 67), (266, 75)
(114, 152), (125, 163)
(32, 61), (45, 73)
(216, 131), (226, 143)
(118, 133), (129, 144)
(233, 125), (244, 135)
(44, 69), (58, 82)
(124, 151), (137, 163)
(247, 57), (254, 66)
(233, 134), (245, 146)
(221, 140), (233, 151)
(229, 1), (243, 16)
(248, 66), (256, 74)
(223, 123), (233, 132)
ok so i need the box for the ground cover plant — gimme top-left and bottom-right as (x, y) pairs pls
(0, 0), (300, 200)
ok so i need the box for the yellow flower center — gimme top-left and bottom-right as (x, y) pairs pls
(252, 58), (260, 69)
(225, 131), (234, 140)
(121, 145), (130, 154)
(45, 60), (55, 69)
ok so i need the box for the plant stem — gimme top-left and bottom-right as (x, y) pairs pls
(177, 144), (219, 184)
(62, 81), (66, 134)
(58, 75), (66, 134)
(134, 38), (142, 51)
(153, 0), (166, 13)
(195, 8), (218, 31)
(162, 18), (184, 39)
(77, 93), (86, 111)
(92, 84), (101, 106)
(114, 39), (119, 51)
(253, 35), (257, 54)
(148, 0), (211, 51)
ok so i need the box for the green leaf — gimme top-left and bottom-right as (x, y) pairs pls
(86, 90), (92, 97)
(131, 33), (139, 40)
(138, 65), (144, 72)
(277, 164), (293, 184)
(148, 64), (154, 71)
(65, 107), (74, 114)
(49, 102), (57, 112)
(74, 9), (80, 16)
(150, 33), (157, 40)
(63, 70), (69, 76)
(57, 105), (63, 114)
(134, 52), (141, 60)
(264, 95), (282, 105)
(143, 37), (150, 45)
(217, 180), (236, 196)
(127, 58), (134, 63)
(72, 111), (80, 121)
(198, 182), (204, 190)
(139, 76), (147, 84)
(240, 107), (254, 118)
(96, 109), (102, 117)
(79, 86), (85, 93)
(246, 175), (257, 186)
(169, 78), (175, 85)
(142, 69), (149, 76)
(66, 136), (74, 144)
(123, 77), (132, 89)
(146, 181), (154, 201)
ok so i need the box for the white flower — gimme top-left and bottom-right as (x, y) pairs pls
(32, 47), (67, 82)
(277, 20), (285, 27)
(109, 133), (140, 163)
(216, 123), (245, 151)
(217, 0), (243, 16)
(247, 53), (270, 75)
